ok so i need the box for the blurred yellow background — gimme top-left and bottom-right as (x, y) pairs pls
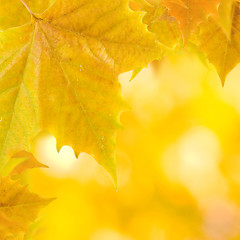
(24, 51), (240, 240)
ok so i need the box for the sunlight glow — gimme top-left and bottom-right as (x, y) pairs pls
(33, 134), (78, 177)
(178, 127), (228, 201)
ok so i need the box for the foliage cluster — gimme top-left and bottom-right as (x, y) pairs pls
(0, 0), (240, 238)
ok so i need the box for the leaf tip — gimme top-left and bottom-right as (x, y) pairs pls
(100, 160), (118, 189)
(218, 71), (227, 87)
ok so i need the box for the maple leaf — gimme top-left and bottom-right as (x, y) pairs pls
(130, 0), (182, 48)
(161, 0), (221, 42)
(0, 177), (53, 239)
(0, 0), (164, 184)
(7, 151), (47, 177)
(198, 1), (240, 84)
(0, 0), (54, 30)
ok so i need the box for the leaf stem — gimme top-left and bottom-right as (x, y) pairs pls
(20, 0), (34, 16)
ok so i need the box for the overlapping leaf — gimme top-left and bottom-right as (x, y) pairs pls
(8, 151), (47, 176)
(0, 177), (53, 239)
(130, 0), (182, 48)
(0, 0), (164, 183)
(199, 1), (240, 84)
(161, 0), (221, 42)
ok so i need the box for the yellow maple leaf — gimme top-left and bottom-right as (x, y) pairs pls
(0, 177), (53, 239)
(198, 1), (240, 84)
(130, 0), (182, 48)
(7, 151), (47, 177)
(161, 0), (221, 42)
(0, 0), (164, 184)
(0, 0), (54, 30)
